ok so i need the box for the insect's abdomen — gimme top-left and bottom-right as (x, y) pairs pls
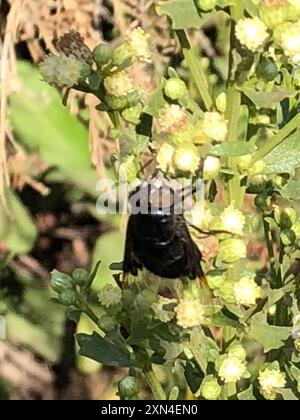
(129, 213), (190, 279)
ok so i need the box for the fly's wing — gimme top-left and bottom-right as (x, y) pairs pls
(123, 216), (143, 281)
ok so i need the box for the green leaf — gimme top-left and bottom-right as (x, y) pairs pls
(237, 385), (256, 400)
(276, 388), (298, 401)
(92, 230), (125, 291)
(77, 332), (133, 367)
(242, 87), (296, 110)
(168, 386), (179, 400)
(0, 189), (36, 254)
(156, 0), (202, 30)
(143, 83), (167, 117)
(10, 61), (98, 194)
(263, 131), (300, 174)
(210, 141), (256, 157)
(281, 180), (300, 200)
(248, 313), (290, 352)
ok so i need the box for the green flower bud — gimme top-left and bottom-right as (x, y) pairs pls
(164, 78), (187, 100)
(72, 268), (89, 286)
(217, 281), (236, 304)
(218, 239), (247, 264)
(51, 270), (74, 293)
(206, 271), (225, 289)
(99, 315), (117, 333)
(237, 154), (253, 173)
(228, 343), (247, 362)
(126, 89), (142, 107)
(112, 43), (135, 68)
(280, 228), (296, 246)
(59, 289), (77, 306)
(256, 58), (278, 82)
(118, 376), (139, 399)
(105, 94), (128, 110)
(274, 206), (297, 229)
(92, 44), (113, 66)
(248, 159), (266, 176)
(295, 339), (300, 353)
(215, 92), (227, 113)
(201, 377), (221, 400)
(254, 194), (270, 212)
(121, 104), (143, 125)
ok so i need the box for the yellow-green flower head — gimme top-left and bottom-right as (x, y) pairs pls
(258, 368), (286, 399)
(218, 357), (247, 383)
(174, 146), (200, 173)
(151, 296), (177, 323)
(206, 271), (225, 290)
(235, 17), (269, 52)
(191, 206), (213, 230)
(220, 204), (246, 235)
(175, 297), (205, 329)
(218, 281), (236, 304)
(234, 276), (261, 306)
(218, 239), (247, 264)
(228, 343), (247, 362)
(40, 54), (90, 88)
(156, 143), (175, 173)
(277, 21), (300, 63)
(127, 27), (152, 63)
(104, 71), (135, 97)
(202, 112), (228, 142)
(98, 284), (122, 308)
(157, 105), (188, 134)
(237, 154), (253, 173)
(200, 377), (222, 400)
(203, 156), (221, 180)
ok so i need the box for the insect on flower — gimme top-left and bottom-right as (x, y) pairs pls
(122, 177), (206, 282)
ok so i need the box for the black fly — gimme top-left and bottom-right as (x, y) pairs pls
(123, 179), (205, 282)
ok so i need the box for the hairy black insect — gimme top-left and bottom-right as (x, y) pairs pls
(123, 181), (205, 281)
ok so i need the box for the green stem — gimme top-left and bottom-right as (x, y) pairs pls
(144, 368), (166, 400)
(82, 304), (105, 337)
(262, 216), (277, 282)
(175, 30), (212, 111)
(252, 113), (300, 163)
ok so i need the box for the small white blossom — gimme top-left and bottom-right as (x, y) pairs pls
(104, 71), (135, 97)
(98, 284), (122, 307)
(127, 27), (152, 63)
(175, 298), (205, 329)
(258, 368), (286, 399)
(174, 146), (200, 173)
(218, 357), (247, 383)
(220, 204), (246, 235)
(202, 112), (228, 142)
(234, 276), (261, 306)
(235, 17), (269, 52)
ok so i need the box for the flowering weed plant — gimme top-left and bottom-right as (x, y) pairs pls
(44, 0), (300, 400)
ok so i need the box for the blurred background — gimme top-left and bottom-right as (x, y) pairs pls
(0, 0), (235, 400)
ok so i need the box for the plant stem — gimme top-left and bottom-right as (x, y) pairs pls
(82, 304), (105, 337)
(175, 30), (212, 111)
(262, 216), (277, 282)
(252, 113), (300, 163)
(144, 368), (166, 400)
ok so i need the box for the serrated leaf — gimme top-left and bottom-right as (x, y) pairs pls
(281, 180), (300, 200)
(210, 141), (256, 157)
(243, 87), (296, 109)
(248, 313), (290, 352)
(237, 385), (256, 400)
(263, 131), (300, 174)
(77, 332), (133, 367)
(156, 0), (202, 30)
